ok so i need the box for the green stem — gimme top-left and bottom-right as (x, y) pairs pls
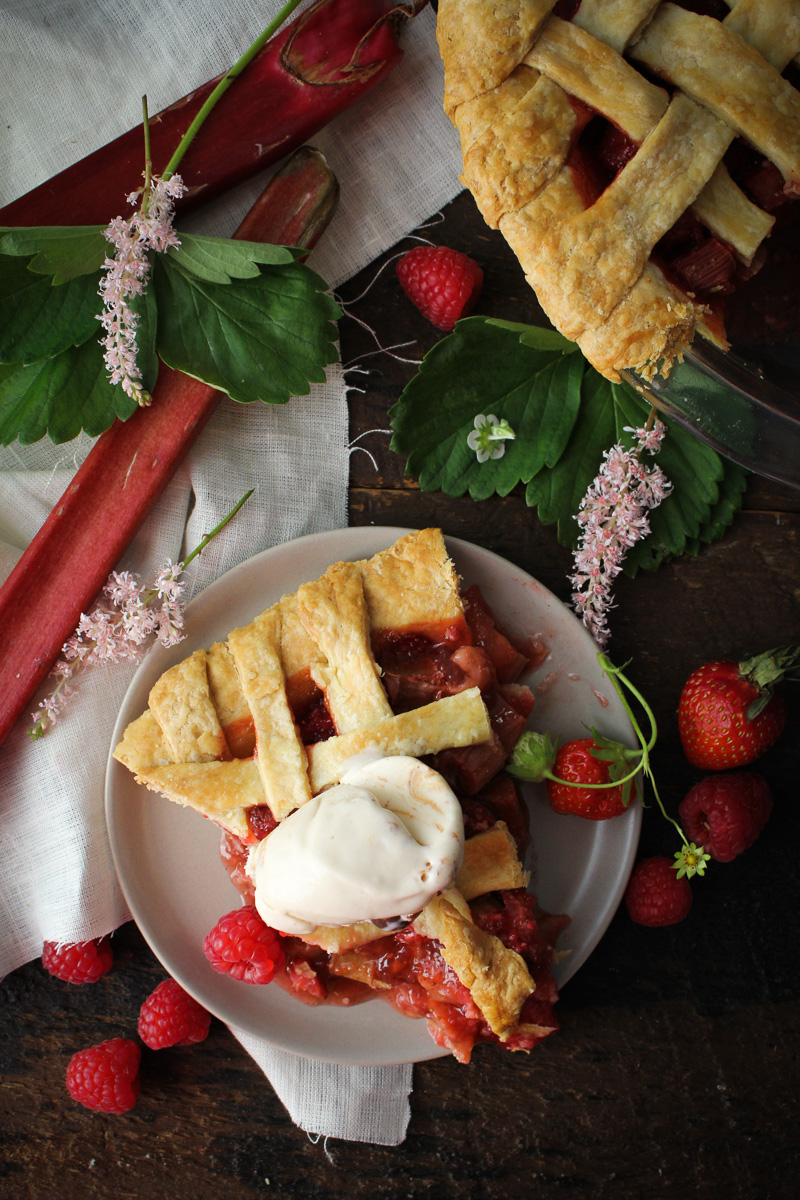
(598, 653), (657, 755)
(182, 488), (254, 568)
(162, 0), (306, 181)
(139, 488), (253, 605)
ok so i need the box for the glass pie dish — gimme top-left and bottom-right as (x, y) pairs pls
(627, 337), (800, 490)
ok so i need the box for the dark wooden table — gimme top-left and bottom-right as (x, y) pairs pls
(2, 191), (799, 1200)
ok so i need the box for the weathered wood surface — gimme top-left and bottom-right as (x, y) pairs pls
(2, 190), (799, 1200)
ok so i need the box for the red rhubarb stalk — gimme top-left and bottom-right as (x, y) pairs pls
(0, 0), (425, 227)
(0, 148), (338, 747)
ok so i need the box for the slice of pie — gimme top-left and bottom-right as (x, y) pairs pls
(114, 528), (567, 1063)
(437, 0), (800, 380)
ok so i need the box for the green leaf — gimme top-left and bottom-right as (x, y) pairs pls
(167, 233), (301, 284)
(524, 367), (616, 547)
(392, 318), (747, 572)
(152, 254), (340, 404)
(0, 256), (101, 364)
(0, 226), (108, 284)
(0, 336), (137, 445)
(389, 316), (583, 502)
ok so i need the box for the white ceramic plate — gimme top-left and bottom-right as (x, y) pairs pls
(106, 527), (641, 1066)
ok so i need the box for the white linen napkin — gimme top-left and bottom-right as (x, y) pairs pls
(0, 0), (461, 1145)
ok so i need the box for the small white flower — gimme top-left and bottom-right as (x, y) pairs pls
(466, 413), (516, 464)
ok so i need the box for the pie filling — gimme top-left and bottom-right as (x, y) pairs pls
(114, 529), (568, 1063)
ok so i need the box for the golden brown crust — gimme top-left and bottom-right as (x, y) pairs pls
(437, 0), (557, 118)
(436, 0), (793, 378)
(414, 892), (535, 1039)
(148, 649), (230, 764)
(297, 561), (393, 735)
(633, 4), (800, 189)
(113, 710), (174, 772)
(307, 688), (492, 793)
(460, 74), (577, 229)
(360, 528), (464, 632)
(457, 822), (529, 899)
(227, 608), (311, 820)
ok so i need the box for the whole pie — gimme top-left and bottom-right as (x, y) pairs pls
(437, 0), (800, 380)
(114, 529), (567, 1063)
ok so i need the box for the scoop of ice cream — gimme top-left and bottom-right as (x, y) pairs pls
(247, 755), (464, 936)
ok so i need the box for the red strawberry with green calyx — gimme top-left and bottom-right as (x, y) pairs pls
(507, 729), (638, 821)
(678, 646), (799, 770)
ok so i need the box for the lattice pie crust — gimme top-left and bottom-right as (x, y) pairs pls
(114, 529), (542, 1041)
(437, 0), (800, 380)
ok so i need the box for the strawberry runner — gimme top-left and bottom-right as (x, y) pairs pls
(0, 0), (464, 1147)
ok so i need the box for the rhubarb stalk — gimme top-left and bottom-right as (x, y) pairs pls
(0, 148), (339, 746)
(0, 0), (425, 228)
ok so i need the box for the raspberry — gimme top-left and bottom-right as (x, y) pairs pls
(678, 772), (772, 863)
(202, 905), (285, 985)
(65, 1038), (141, 1114)
(42, 936), (113, 984)
(138, 979), (212, 1050)
(396, 245), (483, 331)
(624, 857), (693, 927)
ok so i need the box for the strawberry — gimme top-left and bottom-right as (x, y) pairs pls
(508, 729), (637, 821)
(547, 736), (635, 820)
(678, 646), (798, 770)
(396, 245), (483, 331)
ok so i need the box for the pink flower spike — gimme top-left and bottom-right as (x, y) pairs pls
(97, 173), (186, 403)
(571, 419), (672, 648)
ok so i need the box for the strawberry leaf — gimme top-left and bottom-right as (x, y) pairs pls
(391, 318), (747, 573)
(165, 234), (302, 284)
(0, 256), (101, 363)
(0, 225), (108, 284)
(152, 254), (340, 405)
(0, 338), (137, 446)
(389, 316), (583, 502)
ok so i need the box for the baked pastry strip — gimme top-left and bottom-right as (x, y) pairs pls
(227, 608), (312, 820)
(722, 0), (800, 71)
(296, 561), (393, 735)
(689, 165), (774, 267)
(572, 0), (660, 52)
(633, 4), (800, 190)
(414, 891), (535, 1040)
(205, 641), (254, 757)
(437, 0), (557, 118)
(525, 15), (668, 143)
(113, 709), (175, 773)
(541, 94), (733, 337)
(148, 649), (231, 764)
(524, 15), (769, 263)
(307, 687), (492, 793)
(568, 0), (779, 259)
(359, 527), (464, 633)
(132, 759), (260, 842)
